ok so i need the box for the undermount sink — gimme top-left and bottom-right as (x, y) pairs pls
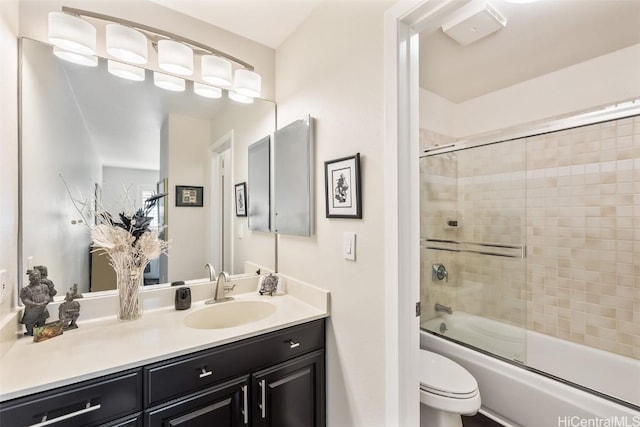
(184, 300), (277, 329)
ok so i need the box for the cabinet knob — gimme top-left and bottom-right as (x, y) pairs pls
(287, 339), (300, 349)
(199, 367), (213, 378)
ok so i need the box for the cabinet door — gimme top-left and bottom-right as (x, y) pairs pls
(251, 350), (324, 427)
(145, 376), (248, 427)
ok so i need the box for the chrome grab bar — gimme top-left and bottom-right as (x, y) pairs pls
(422, 238), (525, 259)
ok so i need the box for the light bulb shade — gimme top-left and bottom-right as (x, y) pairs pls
(194, 82), (222, 99)
(106, 24), (148, 64)
(228, 91), (254, 104)
(48, 12), (96, 55)
(234, 69), (261, 98)
(153, 72), (185, 91)
(53, 46), (98, 67)
(108, 60), (145, 81)
(201, 55), (232, 87)
(157, 39), (193, 75)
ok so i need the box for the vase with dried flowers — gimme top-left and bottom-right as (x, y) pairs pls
(64, 178), (168, 321)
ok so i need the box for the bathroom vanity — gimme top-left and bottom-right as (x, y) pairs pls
(0, 280), (329, 427)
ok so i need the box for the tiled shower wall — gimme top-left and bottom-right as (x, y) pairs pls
(419, 116), (640, 359)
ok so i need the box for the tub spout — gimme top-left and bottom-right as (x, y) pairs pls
(435, 303), (453, 315)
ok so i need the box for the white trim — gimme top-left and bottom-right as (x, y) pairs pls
(384, 1), (468, 425)
(209, 130), (234, 273)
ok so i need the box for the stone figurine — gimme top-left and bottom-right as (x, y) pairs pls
(34, 265), (57, 301)
(70, 283), (83, 299)
(20, 269), (51, 336)
(59, 291), (81, 330)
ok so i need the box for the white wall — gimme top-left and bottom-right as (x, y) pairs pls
(101, 166), (160, 216)
(0, 0), (19, 324)
(276, 2), (393, 425)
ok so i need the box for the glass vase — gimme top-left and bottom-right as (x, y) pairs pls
(116, 262), (145, 321)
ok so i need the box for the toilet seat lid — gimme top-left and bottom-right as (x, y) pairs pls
(419, 350), (478, 397)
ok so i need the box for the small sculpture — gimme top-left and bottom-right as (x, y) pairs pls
(59, 291), (81, 330)
(34, 265), (57, 300)
(69, 283), (83, 299)
(20, 269), (51, 336)
(258, 274), (279, 296)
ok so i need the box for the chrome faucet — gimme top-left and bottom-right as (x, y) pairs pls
(435, 303), (453, 315)
(205, 271), (234, 304)
(205, 263), (216, 282)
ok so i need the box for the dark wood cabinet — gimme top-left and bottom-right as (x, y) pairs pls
(145, 376), (249, 427)
(251, 350), (324, 427)
(0, 319), (325, 427)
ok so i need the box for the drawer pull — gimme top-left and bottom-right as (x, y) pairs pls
(242, 385), (249, 425)
(199, 368), (213, 378)
(259, 379), (266, 418)
(287, 340), (300, 349)
(30, 402), (101, 427)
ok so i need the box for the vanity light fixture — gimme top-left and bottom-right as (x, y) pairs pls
(108, 60), (145, 81)
(48, 7), (262, 101)
(48, 11), (96, 55)
(194, 82), (223, 99)
(233, 69), (262, 98)
(201, 55), (233, 87)
(52, 46), (98, 67)
(157, 39), (194, 76)
(106, 24), (148, 64)
(153, 72), (185, 92)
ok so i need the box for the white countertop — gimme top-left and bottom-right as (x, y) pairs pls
(0, 277), (329, 402)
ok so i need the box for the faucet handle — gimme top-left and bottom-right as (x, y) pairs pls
(432, 264), (448, 282)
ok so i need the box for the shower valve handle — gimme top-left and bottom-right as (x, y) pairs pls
(432, 264), (448, 282)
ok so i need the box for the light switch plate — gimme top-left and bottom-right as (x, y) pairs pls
(343, 232), (356, 261)
(0, 270), (7, 304)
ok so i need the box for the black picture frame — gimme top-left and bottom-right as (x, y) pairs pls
(235, 182), (247, 217)
(175, 185), (203, 207)
(324, 153), (362, 219)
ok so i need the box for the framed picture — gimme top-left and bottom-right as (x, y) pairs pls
(324, 153), (362, 219)
(235, 182), (247, 216)
(175, 185), (203, 207)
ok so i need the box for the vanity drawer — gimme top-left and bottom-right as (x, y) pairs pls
(145, 319), (324, 407)
(0, 369), (142, 427)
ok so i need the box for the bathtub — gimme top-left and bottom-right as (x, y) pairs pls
(421, 313), (640, 426)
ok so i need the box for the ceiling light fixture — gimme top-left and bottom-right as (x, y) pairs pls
(106, 24), (148, 64)
(47, 7), (262, 102)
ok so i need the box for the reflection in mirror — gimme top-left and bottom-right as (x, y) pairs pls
(247, 136), (271, 232)
(20, 38), (276, 299)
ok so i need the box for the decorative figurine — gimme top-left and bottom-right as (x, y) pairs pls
(34, 265), (57, 301)
(20, 269), (51, 336)
(59, 291), (81, 330)
(69, 283), (83, 299)
(258, 274), (279, 296)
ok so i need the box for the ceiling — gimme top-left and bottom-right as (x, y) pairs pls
(151, 0), (640, 104)
(149, 0), (321, 49)
(420, 0), (640, 103)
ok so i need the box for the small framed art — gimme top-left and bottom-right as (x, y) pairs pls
(175, 185), (203, 207)
(235, 182), (247, 216)
(324, 153), (362, 219)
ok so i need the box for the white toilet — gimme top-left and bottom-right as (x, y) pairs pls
(419, 350), (481, 427)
